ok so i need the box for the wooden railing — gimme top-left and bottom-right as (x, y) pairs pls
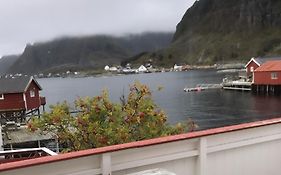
(1, 118), (281, 175)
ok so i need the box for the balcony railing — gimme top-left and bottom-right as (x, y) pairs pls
(1, 118), (281, 175)
(0, 148), (57, 164)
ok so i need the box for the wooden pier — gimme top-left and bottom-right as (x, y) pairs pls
(184, 81), (253, 92)
(252, 85), (281, 95)
(222, 81), (252, 91)
(184, 84), (222, 92)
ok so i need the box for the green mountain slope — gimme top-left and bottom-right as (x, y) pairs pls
(134, 0), (281, 66)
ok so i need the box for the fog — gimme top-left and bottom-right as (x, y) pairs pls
(0, 0), (195, 56)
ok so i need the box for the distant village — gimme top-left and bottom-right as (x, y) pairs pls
(103, 63), (193, 74)
(1, 62), (219, 79)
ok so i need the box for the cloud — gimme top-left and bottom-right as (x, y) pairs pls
(0, 0), (195, 56)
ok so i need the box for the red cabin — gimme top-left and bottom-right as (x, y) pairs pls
(245, 57), (260, 77)
(252, 61), (281, 94)
(0, 77), (45, 123)
(253, 61), (281, 85)
(245, 56), (281, 77)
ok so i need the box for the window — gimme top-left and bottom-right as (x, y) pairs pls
(250, 66), (254, 72)
(271, 72), (278, 79)
(30, 90), (35, 97)
(0, 94), (4, 100)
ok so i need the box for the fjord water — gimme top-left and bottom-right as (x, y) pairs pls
(38, 70), (281, 130)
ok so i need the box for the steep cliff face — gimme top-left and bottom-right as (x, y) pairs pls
(150, 0), (281, 65)
(174, 0), (281, 39)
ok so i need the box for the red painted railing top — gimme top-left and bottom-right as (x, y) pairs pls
(1, 117), (281, 172)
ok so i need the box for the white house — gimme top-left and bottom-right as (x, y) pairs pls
(138, 65), (147, 73)
(109, 67), (118, 72)
(173, 64), (183, 71)
(104, 65), (110, 71)
(104, 66), (118, 72)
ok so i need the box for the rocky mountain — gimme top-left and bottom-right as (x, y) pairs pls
(6, 33), (173, 74)
(0, 55), (20, 75)
(6, 0), (281, 72)
(135, 0), (281, 66)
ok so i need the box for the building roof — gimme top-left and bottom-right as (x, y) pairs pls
(255, 56), (281, 65)
(255, 60), (281, 72)
(3, 126), (55, 145)
(0, 76), (42, 94)
(245, 57), (261, 67)
(246, 56), (281, 68)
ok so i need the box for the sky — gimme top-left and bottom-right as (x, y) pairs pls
(0, 0), (195, 57)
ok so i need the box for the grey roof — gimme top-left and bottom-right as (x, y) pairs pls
(3, 126), (55, 145)
(0, 76), (42, 94)
(255, 56), (281, 65)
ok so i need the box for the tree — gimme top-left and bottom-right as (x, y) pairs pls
(29, 82), (194, 152)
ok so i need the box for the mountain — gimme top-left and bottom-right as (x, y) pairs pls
(6, 33), (173, 74)
(135, 0), (281, 66)
(0, 55), (20, 75)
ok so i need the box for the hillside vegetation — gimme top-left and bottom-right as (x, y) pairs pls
(6, 33), (173, 74)
(134, 0), (281, 66)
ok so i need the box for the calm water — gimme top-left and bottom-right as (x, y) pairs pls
(38, 70), (281, 130)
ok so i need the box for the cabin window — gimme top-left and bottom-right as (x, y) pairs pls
(250, 66), (254, 72)
(0, 94), (4, 100)
(271, 72), (278, 79)
(30, 90), (35, 97)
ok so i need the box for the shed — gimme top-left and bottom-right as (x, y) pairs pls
(0, 77), (45, 124)
(245, 56), (281, 77)
(252, 60), (281, 94)
(253, 61), (281, 85)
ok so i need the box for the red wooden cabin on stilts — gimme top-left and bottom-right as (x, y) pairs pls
(0, 76), (46, 124)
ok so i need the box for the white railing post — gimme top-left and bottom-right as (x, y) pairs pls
(0, 125), (3, 151)
(197, 137), (207, 175)
(102, 153), (112, 175)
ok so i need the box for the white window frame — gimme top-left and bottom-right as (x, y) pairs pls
(0, 94), (4, 100)
(271, 72), (278, 80)
(250, 66), (254, 72)
(30, 90), (35, 97)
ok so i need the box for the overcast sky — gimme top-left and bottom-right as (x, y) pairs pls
(0, 0), (195, 57)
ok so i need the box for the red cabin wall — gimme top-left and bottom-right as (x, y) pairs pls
(25, 81), (41, 110)
(0, 93), (25, 111)
(254, 71), (281, 85)
(246, 61), (259, 76)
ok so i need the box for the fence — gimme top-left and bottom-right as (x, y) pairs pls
(1, 118), (281, 175)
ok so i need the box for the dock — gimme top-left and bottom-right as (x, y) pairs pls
(184, 81), (253, 92)
(222, 81), (252, 91)
(184, 84), (222, 92)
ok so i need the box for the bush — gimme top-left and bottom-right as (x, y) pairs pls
(29, 82), (193, 152)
